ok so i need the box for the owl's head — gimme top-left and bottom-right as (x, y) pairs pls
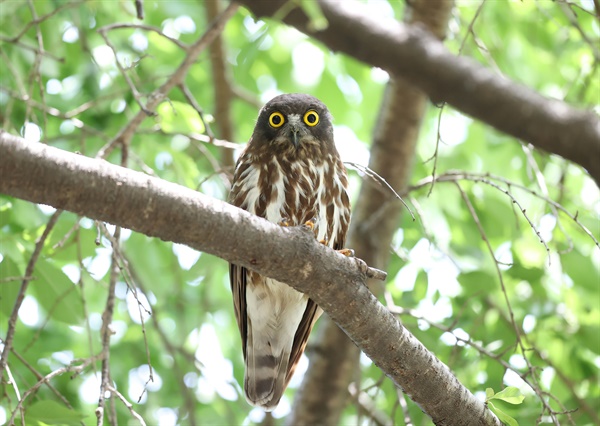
(252, 93), (334, 154)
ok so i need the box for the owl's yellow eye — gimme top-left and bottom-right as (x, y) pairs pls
(269, 112), (285, 128)
(303, 110), (319, 127)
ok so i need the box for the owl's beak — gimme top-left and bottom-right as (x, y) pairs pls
(290, 129), (299, 148)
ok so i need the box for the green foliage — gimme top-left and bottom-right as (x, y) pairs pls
(1, 1), (598, 425)
(486, 387), (525, 426)
(22, 400), (89, 425)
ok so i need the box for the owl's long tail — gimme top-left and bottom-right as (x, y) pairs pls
(244, 327), (292, 411)
(243, 279), (309, 411)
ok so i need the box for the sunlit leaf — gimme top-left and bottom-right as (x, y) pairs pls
(488, 386), (525, 405)
(488, 401), (519, 426)
(26, 400), (88, 424)
(31, 258), (84, 325)
(157, 101), (205, 135)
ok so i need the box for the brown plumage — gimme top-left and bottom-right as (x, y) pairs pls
(229, 93), (351, 411)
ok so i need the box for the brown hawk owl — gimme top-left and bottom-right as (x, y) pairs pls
(229, 93), (351, 411)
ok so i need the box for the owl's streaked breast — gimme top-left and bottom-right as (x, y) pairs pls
(230, 153), (348, 248)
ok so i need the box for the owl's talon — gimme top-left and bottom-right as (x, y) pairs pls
(302, 217), (318, 231)
(278, 217), (292, 227)
(337, 248), (355, 257)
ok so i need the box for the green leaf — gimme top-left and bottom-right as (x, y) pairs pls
(485, 387), (495, 400)
(30, 258), (84, 325)
(0, 256), (23, 318)
(488, 401), (519, 426)
(490, 387), (525, 404)
(561, 249), (599, 291)
(157, 101), (205, 134)
(26, 400), (88, 424)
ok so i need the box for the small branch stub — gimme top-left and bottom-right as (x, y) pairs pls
(355, 257), (387, 281)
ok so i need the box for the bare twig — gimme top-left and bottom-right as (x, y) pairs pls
(396, 388), (413, 426)
(108, 385), (147, 425)
(0, 36), (65, 62)
(454, 182), (560, 425)
(186, 131), (240, 150)
(9, 356), (99, 425)
(134, 0), (144, 20)
(25, 0), (46, 128)
(458, 0), (486, 55)
(345, 162), (415, 220)
(133, 269), (198, 423)
(95, 2), (239, 159)
(6, 1), (82, 43)
(410, 171), (600, 250)
(557, 1), (600, 62)
(0, 276), (36, 283)
(96, 222), (155, 400)
(97, 29), (153, 116)
(97, 23), (188, 50)
(0, 210), (62, 379)
(178, 83), (216, 140)
(348, 382), (393, 426)
(425, 103), (445, 196)
(96, 225), (121, 426)
(5, 364), (23, 423)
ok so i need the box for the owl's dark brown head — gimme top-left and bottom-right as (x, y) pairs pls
(250, 93), (335, 156)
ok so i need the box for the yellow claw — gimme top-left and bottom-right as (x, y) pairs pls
(303, 217), (317, 231)
(337, 248), (355, 257)
(278, 217), (292, 227)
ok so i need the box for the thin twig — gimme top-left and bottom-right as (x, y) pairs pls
(9, 356), (99, 425)
(387, 303), (571, 424)
(97, 29), (153, 116)
(0, 276), (36, 283)
(454, 182), (560, 425)
(5, 364), (24, 423)
(0, 36), (65, 62)
(107, 385), (147, 426)
(134, 0), (144, 20)
(396, 388), (413, 426)
(0, 210), (62, 379)
(348, 382), (393, 426)
(345, 161), (415, 220)
(410, 172), (600, 250)
(133, 268), (198, 423)
(6, 344), (75, 408)
(96, 226), (121, 426)
(7, 0), (82, 43)
(425, 102), (445, 197)
(95, 2), (239, 159)
(97, 23), (188, 50)
(178, 83), (216, 140)
(97, 222), (155, 400)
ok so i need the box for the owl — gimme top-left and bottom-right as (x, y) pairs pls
(229, 93), (351, 411)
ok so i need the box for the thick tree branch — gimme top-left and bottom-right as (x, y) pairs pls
(0, 131), (499, 425)
(236, 0), (600, 184)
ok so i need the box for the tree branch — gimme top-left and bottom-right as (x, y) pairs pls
(0, 130), (499, 425)
(236, 0), (600, 185)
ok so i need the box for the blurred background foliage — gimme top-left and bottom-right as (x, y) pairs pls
(0, 0), (598, 425)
